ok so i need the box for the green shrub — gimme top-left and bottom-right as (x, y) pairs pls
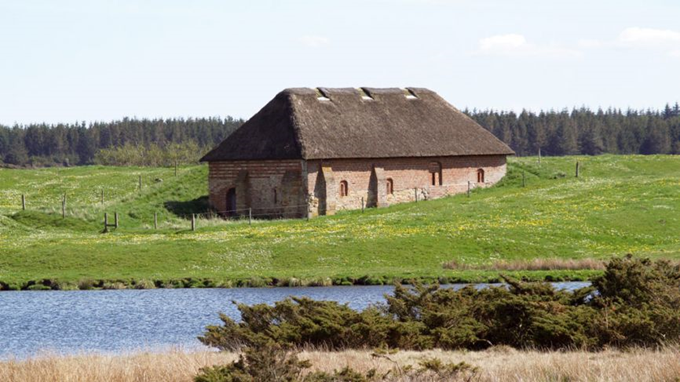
(199, 256), (680, 352)
(52, 280), (79, 290)
(133, 279), (156, 289)
(102, 281), (127, 290)
(195, 341), (311, 382)
(77, 278), (96, 290)
(587, 255), (680, 347)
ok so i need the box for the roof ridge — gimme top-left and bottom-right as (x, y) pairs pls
(202, 87), (514, 162)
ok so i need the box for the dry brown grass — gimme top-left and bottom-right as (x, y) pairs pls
(443, 258), (608, 271)
(0, 348), (233, 382)
(2, 347), (680, 382)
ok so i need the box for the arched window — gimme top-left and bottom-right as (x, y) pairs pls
(273, 188), (278, 204)
(339, 180), (348, 197)
(477, 169), (485, 183)
(429, 162), (442, 186)
(386, 178), (394, 195)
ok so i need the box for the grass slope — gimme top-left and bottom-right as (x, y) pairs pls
(1, 155), (679, 288)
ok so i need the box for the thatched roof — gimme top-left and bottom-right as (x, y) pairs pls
(201, 87), (514, 161)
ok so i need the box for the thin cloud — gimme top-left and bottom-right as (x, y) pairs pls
(577, 39), (605, 49)
(618, 27), (680, 47)
(299, 35), (330, 48)
(579, 27), (680, 57)
(475, 34), (582, 59)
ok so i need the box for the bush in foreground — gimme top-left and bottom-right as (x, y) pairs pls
(199, 255), (680, 352)
(194, 340), (478, 382)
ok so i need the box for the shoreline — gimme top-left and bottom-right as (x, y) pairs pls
(0, 269), (599, 291)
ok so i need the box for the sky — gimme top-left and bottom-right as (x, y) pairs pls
(1, 0), (680, 125)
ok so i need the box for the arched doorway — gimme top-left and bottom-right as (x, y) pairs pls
(226, 188), (237, 216)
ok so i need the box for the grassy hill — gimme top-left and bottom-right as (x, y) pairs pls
(1, 155), (679, 289)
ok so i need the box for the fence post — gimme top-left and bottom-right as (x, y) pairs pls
(138, 175), (142, 192)
(414, 188), (418, 203)
(174, 160), (178, 177)
(101, 189), (104, 204)
(361, 197), (365, 213)
(62, 194), (66, 218)
(248, 208), (252, 226)
(104, 213), (108, 233)
(576, 161), (580, 178)
(154, 212), (158, 230)
(522, 171), (526, 187)
(467, 181), (471, 197)
(114, 212), (119, 228)
(538, 148), (541, 164)
(191, 214), (196, 231)
(21, 194), (25, 211)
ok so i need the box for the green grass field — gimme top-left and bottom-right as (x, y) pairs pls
(1, 155), (679, 289)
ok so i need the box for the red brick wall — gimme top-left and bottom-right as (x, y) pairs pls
(306, 155), (507, 214)
(208, 160), (306, 218)
(208, 155), (508, 218)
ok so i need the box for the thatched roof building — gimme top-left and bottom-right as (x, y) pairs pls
(202, 87), (513, 219)
(201, 87), (514, 162)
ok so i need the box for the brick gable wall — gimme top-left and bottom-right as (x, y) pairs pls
(207, 160), (307, 218)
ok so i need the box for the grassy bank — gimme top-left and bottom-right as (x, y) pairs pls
(1, 155), (679, 289)
(2, 348), (679, 382)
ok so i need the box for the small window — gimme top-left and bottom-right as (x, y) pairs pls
(477, 169), (485, 183)
(273, 189), (278, 204)
(429, 161), (442, 186)
(386, 178), (394, 195)
(403, 88), (418, 100)
(316, 88), (330, 101)
(339, 180), (349, 197)
(358, 88), (373, 101)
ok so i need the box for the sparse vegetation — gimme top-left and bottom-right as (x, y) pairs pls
(194, 341), (478, 382)
(443, 258), (608, 271)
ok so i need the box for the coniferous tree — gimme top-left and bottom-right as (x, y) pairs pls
(4, 130), (29, 165)
(579, 120), (605, 155)
(640, 118), (671, 154)
(3, 106), (680, 167)
(550, 112), (579, 155)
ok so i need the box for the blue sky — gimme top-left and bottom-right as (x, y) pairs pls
(2, 0), (680, 124)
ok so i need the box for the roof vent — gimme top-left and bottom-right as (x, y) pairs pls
(316, 88), (330, 101)
(358, 88), (373, 101)
(403, 88), (418, 100)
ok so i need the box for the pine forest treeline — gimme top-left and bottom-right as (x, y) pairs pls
(0, 117), (243, 167)
(1, 104), (679, 167)
(467, 103), (680, 157)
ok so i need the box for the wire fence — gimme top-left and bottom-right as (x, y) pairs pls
(13, 192), (312, 232)
(176, 204), (310, 225)
(10, 154), (583, 232)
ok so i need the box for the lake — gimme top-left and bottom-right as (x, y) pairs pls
(0, 282), (589, 359)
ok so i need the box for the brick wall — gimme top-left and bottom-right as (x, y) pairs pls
(208, 155), (507, 219)
(208, 160), (306, 218)
(306, 155), (507, 215)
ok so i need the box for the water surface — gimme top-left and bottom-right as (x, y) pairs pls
(0, 282), (589, 359)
